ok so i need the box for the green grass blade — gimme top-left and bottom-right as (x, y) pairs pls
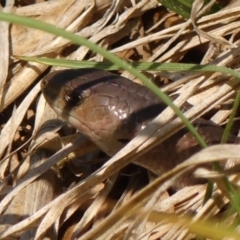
(158, 0), (222, 19)
(17, 57), (240, 79)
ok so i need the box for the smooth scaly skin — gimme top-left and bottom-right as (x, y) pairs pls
(41, 68), (235, 188)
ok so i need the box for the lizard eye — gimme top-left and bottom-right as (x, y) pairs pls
(65, 91), (82, 106)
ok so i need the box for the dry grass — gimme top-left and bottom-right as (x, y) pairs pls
(1, 0), (240, 239)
